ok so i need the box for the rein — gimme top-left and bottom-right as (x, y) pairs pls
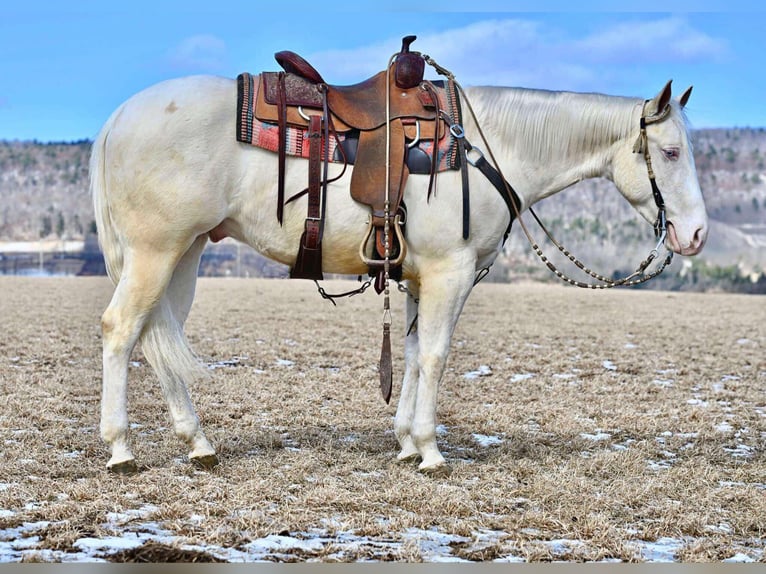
(426, 55), (675, 289)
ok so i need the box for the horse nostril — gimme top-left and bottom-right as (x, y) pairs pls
(692, 225), (707, 249)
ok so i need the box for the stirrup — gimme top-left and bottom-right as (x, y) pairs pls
(358, 214), (407, 268)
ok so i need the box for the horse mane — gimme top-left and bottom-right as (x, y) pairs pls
(466, 86), (653, 164)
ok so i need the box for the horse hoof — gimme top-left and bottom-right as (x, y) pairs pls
(418, 463), (452, 478)
(191, 454), (220, 470)
(397, 452), (422, 465)
(108, 459), (139, 475)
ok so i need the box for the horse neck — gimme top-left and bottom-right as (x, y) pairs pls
(463, 86), (641, 206)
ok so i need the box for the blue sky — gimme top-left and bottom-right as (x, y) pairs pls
(1, 1), (764, 142)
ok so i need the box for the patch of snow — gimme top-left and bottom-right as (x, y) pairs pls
(74, 534), (145, 552)
(724, 552), (756, 562)
(276, 358), (294, 367)
(724, 444), (753, 458)
(207, 357), (247, 370)
(580, 431), (611, 441)
(243, 534), (324, 554)
(704, 523), (733, 534)
(464, 365), (492, 379)
(11, 536), (41, 550)
(602, 360), (617, 371)
(105, 504), (159, 526)
(639, 537), (684, 562)
(718, 480), (747, 488)
(646, 460), (672, 471)
(715, 422), (734, 433)
(510, 373), (534, 383)
(653, 379), (674, 387)
(545, 538), (585, 555)
(404, 527), (469, 562)
(473, 434), (503, 447)
(624, 342), (638, 349)
(687, 398), (708, 407)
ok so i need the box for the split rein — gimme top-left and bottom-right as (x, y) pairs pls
(316, 55), (675, 303)
(438, 60), (675, 290)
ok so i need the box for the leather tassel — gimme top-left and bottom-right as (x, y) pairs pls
(379, 322), (393, 404)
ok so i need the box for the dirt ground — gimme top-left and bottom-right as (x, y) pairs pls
(0, 276), (764, 563)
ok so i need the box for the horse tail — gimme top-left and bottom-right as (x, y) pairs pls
(90, 109), (124, 283)
(141, 297), (212, 394)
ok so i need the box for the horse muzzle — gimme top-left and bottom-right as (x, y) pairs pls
(666, 220), (707, 256)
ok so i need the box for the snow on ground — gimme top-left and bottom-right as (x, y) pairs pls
(2, 513), (764, 563)
(3, 346), (763, 563)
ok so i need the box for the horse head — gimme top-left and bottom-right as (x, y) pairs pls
(613, 81), (708, 256)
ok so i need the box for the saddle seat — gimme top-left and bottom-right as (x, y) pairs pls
(274, 44), (437, 131)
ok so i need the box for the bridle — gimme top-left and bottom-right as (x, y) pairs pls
(447, 74), (678, 290)
(633, 99), (673, 251)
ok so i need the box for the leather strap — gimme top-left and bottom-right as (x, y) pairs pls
(305, 113), (323, 248)
(456, 135), (470, 240)
(277, 72), (287, 225)
(469, 151), (521, 244)
(289, 113), (324, 280)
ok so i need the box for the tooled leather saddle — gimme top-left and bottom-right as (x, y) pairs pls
(236, 36), (463, 284)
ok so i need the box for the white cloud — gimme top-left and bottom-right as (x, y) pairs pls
(303, 17), (726, 94)
(573, 17), (727, 63)
(166, 34), (227, 72)
(306, 20), (552, 86)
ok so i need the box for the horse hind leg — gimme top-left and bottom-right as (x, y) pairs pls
(141, 235), (218, 469)
(100, 247), (183, 473)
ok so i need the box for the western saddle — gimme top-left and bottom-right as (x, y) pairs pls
(244, 36), (454, 284)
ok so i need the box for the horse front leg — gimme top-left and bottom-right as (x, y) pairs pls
(394, 280), (421, 463)
(405, 261), (476, 475)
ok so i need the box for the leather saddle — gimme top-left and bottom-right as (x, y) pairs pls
(250, 36), (448, 281)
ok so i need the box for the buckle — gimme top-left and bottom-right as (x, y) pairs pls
(449, 124), (465, 139)
(466, 146), (485, 167)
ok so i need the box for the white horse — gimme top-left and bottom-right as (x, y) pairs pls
(91, 73), (707, 475)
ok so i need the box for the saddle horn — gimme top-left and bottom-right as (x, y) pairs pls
(394, 35), (425, 89)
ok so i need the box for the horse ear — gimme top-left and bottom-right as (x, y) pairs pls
(677, 85), (693, 108)
(647, 80), (673, 115)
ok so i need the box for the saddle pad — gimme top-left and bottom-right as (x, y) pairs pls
(236, 72), (461, 172)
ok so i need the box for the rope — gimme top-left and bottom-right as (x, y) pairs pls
(424, 54), (675, 290)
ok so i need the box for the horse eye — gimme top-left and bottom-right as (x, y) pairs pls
(662, 148), (680, 161)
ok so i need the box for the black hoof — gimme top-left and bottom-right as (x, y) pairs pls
(418, 463), (452, 478)
(191, 454), (220, 470)
(108, 459), (139, 475)
(397, 452), (423, 465)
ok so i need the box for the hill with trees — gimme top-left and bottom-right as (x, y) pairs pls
(1, 128), (764, 291)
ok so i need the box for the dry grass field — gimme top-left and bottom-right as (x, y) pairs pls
(0, 276), (764, 563)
